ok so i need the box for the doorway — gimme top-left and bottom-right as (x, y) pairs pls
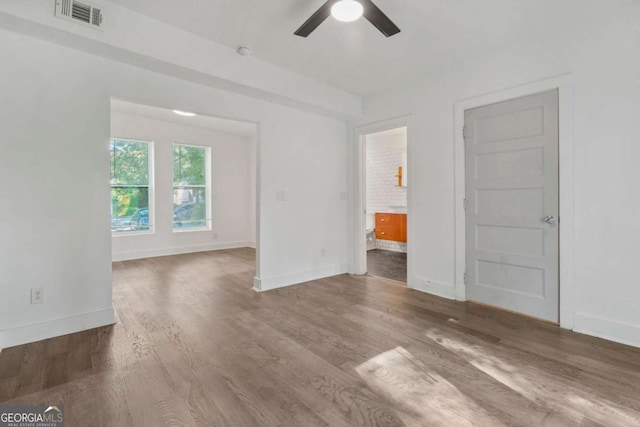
(363, 127), (408, 283)
(464, 89), (559, 323)
(109, 98), (259, 270)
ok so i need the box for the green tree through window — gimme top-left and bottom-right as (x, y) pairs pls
(111, 139), (151, 233)
(173, 145), (208, 229)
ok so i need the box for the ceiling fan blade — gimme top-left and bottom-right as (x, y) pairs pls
(362, 0), (401, 37)
(294, 1), (337, 37)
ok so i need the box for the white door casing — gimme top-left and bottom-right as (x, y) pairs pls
(465, 90), (559, 322)
(352, 116), (412, 278)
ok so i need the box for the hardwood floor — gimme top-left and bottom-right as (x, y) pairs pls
(1, 248), (640, 426)
(367, 249), (407, 283)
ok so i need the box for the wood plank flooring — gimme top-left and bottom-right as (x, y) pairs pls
(367, 249), (407, 283)
(1, 248), (640, 426)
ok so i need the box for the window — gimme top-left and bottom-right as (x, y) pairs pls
(110, 139), (153, 234)
(173, 144), (210, 230)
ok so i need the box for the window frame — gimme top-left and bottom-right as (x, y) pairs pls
(110, 137), (155, 237)
(172, 142), (212, 233)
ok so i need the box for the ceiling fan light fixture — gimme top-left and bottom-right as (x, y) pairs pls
(294, 0), (400, 38)
(331, 0), (364, 22)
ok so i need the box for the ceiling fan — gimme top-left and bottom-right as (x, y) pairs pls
(294, 0), (401, 38)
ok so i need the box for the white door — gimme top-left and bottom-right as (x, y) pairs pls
(465, 90), (559, 322)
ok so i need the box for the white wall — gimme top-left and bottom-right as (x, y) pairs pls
(0, 28), (348, 348)
(110, 111), (254, 260)
(0, 31), (113, 349)
(357, 1), (640, 347)
(248, 136), (257, 247)
(0, 1), (361, 119)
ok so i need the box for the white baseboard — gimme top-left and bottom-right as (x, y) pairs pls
(574, 312), (640, 348)
(112, 241), (253, 261)
(246, 241), (256, 249)
(0, 307), (115, 350)
(409, 276), (456, 300)
(254, 263), (348, 292)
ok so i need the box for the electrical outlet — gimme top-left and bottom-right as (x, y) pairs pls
(340, 191), (348, 200)
(31, 288), (44, 305)
(321, 248), (327, 258)
(276, 190), (286, 202)
(213, 233), (219, 239)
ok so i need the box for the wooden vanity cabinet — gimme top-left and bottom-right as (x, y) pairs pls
(375, 213), (407, 243)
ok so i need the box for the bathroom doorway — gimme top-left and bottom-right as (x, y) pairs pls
(363, 126), (408, 283)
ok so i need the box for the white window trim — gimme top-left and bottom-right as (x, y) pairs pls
(110, 137), (155, 237)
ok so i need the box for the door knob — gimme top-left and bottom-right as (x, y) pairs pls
(543, 215), (557, 226)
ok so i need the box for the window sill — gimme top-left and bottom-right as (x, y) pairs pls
(112, 230), (155, 237)
(172, 227), (212, 234)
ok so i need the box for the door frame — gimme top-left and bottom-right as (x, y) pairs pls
(352, 115), (412, 281)
(454, 74), (575, 329)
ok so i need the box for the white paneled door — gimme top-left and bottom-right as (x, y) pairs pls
(465, 90), (559, 323)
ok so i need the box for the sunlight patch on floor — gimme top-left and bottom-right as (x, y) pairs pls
(355, 346), (505, 427)
(424, 329), (536, 401)
(424, 328), (640, 426)
(565, 393), (640, 427)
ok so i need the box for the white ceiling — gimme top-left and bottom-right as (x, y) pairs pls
(111, 99), (257, 138)
(366, 126), (406, 152)
(368, 126), (406, 141)
(105, 0), (591, 96)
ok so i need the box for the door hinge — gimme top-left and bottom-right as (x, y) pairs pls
(463, 198), (468, 210)
(463, 126), (467, 140)
(464, 272), (468, 285)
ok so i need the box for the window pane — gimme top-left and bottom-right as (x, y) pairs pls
(111, 139), (149, 186)
(173, 187), (207, 229)
(173, 144), (208, 231)
(173, 145), (206, 186)
(111, 138), (151, 234)
(111, 187), (150, 233)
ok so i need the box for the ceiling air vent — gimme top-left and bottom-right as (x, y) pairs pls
(55, 0), (103, 30)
